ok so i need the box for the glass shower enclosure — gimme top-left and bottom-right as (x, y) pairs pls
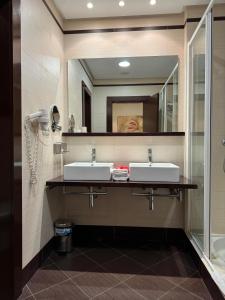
(188, 17), (210, 254)
(187, 0), (225, 294)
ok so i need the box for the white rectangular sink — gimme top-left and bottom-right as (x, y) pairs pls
(129, 163), (180, 182)
(64, 162), (113, 181)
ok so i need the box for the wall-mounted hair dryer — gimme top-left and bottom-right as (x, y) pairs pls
(26, 109), (49, 131)
(25, 109), (49, 184)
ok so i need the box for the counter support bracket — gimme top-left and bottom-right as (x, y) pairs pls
(132, 188), (183, 210)
(62, 186), (108, 208)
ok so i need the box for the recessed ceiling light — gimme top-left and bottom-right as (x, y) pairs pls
(119, 0), (125, 7)
(150, 0), (156, 5)
(118, 61), (130, 68)
(87, 2), (94, 9)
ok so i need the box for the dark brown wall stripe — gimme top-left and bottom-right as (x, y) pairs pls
(186, 17), (202, 23)
(64, 24), (184, 35)
(183, 16), (225, 24)
(93, 83), (165, 87)
(63, 16), (225, 34)
(62, 132), (185, 137)
(214, 16), (225, 21)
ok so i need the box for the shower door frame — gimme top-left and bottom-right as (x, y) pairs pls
(187, 1), (213, 258)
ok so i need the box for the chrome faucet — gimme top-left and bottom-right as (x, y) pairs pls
(91, 148), (96, 164)
(148, 148), (152, 165)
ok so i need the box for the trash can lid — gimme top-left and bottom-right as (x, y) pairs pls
(54, 219), (73, 228)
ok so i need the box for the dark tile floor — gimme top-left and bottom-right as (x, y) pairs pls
(18, 243), (213, 300)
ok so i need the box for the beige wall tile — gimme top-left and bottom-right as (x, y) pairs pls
(63, 136), (184, 228)
(22, 0), (65, 268)
(64, 29), (185, 132)
(64, 188), (184, 228)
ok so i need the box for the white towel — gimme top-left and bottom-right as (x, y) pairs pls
(112, 169), (129, 181)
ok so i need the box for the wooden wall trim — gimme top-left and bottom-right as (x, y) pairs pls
(62, 132), (185, 137)
(64, 24), (184, 35)
(62, 17), (225, 35)
(0, 0), (22, 299)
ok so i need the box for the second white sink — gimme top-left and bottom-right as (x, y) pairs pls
(129, 162), (180, 182)
(64, 162), (113, 181)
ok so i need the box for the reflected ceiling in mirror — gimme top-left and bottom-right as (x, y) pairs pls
(67, 55), (179, 135)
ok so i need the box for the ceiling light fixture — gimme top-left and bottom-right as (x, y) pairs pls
(150, 0), (156, 5)
(119, 0), (125, 7)
(87, 2), (94, 9)
(118, 61), (130, 68)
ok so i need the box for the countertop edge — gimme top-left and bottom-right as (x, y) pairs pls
(46, 175), (197, 189)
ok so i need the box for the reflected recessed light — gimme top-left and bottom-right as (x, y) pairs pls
(119, 0), (125, 7)
(150, 0), (156, 5)
(118, 61), (130, 68)
(87, 2), (94, 9)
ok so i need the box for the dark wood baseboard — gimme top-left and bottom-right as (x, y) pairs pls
(21, 227), (224, 300)
(22, 237), (55, 287)
(72, 225), (188, 248)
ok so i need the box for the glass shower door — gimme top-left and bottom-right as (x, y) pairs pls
(188, 12), (211, 255)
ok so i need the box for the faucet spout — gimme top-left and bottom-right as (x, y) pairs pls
(92, 148), (96, 164)
(148, 148), (152, 165)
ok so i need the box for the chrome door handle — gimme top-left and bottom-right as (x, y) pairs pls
(222, 140), (225, 172)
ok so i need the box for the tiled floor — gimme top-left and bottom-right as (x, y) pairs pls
(18, 243), (213, 300)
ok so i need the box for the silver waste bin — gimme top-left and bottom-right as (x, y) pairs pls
(54, 219), (73, 253)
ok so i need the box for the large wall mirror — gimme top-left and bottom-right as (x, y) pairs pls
(67, 55), (180, 135)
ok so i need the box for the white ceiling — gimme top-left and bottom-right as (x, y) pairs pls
(81, 56), (178, 80)
(53, 0), (212, 20)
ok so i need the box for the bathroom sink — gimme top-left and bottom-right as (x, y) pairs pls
(64, 162), (113, 181)
(129, 163), (180, 182)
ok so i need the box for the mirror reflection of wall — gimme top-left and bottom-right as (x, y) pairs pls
(193, 54), (205, 133)
(159, 64), (178, 132)
(67, 56), (179, 134)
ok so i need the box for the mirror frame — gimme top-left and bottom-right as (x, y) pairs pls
(62, 132), (185, 137)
